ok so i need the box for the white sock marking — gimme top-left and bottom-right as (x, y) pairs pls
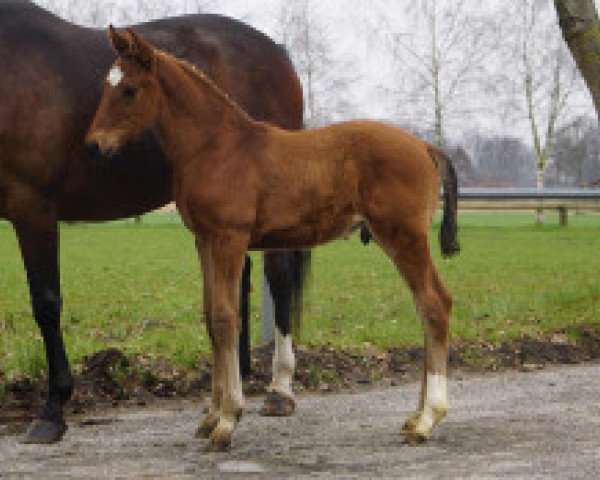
(419, 373), (449, 431)
(225, 344), (244, 412)
(269, 330), (295, 397)
(425, 373), (448, 408)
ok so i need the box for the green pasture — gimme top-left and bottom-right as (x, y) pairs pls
(1, 211), (600, 379)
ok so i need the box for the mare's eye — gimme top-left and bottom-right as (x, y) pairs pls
(123, 86), (138, 98)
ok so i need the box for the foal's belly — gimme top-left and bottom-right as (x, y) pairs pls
(250, 169), (361, 249)
(249, 210), (363, 250)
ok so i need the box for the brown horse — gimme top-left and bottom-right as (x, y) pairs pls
(0, 1), (309, 444)
(86, 28), (459, 451)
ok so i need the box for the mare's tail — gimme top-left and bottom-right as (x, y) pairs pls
(427, 145), (460, 257)
(289, 250), (311, 334)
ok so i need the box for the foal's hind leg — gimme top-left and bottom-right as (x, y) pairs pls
(378, 231), (452, 444)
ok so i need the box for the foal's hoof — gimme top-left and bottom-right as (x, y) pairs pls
(21, 419), (67, 444)
(400, 406), (447, 445)
(205, 436), (232, 452)
(402, 430), (430, 446)
(400, 411), (430, 445)
(195, 415), (219, 439)
(400, 411), (421, 435)
(260, 392), (295, 417)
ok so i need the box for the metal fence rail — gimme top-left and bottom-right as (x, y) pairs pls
(458, 188), (600, 200)
(454, 188), (600, 226)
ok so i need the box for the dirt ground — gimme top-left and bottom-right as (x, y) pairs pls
(4, 329), (600, 421)
(2, 363), (600, 479)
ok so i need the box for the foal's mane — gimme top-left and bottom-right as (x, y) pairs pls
(155, 50), (254, 124)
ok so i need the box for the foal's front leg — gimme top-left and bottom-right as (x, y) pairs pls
(199, 232), (249, 451)
(195, 238), (221, 439)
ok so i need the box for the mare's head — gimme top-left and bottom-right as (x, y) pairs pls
(86, 27), (160, 157)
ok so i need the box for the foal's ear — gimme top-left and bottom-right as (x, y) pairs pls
(127, 28), (155, 71)
(108, 25), (129, 55)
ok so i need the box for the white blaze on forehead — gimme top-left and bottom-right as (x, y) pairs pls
(107, 66), (124, 87)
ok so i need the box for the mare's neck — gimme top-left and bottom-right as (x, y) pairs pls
(154, 53), (257, 167)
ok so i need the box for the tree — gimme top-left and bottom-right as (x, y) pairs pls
(552, 115), (600, 186)
(515, 0), (578, 195)
(275, 0), (355, 127)
(465, 133), (535, 187)
(374, 0), (499, 147)
(555, 0), (600, 123)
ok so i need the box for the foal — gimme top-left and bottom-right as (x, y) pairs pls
(86, 28), (459, 451)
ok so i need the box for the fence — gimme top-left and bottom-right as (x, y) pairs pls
(455, 188), (600, 226)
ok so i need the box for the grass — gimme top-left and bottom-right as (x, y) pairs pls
(1, 211), (600, 379)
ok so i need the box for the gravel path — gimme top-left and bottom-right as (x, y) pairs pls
(2, 364), (600, 479)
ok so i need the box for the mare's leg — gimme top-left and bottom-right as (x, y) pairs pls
(375, 229), (452, 444)
(13, 216), (74, 444)
(260, 252), (297, 416)
(201, 232), (248, 451)
(238, 256), (252, 377)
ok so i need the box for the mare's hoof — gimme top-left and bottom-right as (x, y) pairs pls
(21, 419), (67, 444)
(260, 392), (295, 417)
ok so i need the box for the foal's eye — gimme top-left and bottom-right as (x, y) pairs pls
(123, 86), (138, 98)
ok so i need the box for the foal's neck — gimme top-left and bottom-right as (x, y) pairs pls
(154, 52), (259, 166)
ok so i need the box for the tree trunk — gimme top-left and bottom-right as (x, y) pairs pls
(430, 7), (444, 148)
(555, 0), (600, 122)
(536, 161), (545, 225)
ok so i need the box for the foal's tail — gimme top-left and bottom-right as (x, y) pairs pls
(427, 145), (460, 257)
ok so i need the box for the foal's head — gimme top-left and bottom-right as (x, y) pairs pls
(86, 27), (160, 157)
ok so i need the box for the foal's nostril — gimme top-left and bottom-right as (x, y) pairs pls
(85, 141), (101, 158)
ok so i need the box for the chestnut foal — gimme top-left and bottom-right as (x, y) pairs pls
(86, 28), (459, 451)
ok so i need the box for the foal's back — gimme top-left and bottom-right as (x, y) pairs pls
(250, 120), (440, 248)
(265, 120), (437, 183)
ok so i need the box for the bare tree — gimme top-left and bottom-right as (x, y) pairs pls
(553, 115), (600, 186)
(466, 133), (535, 187)
(516, 1), (579, 196)
(276, 0), (355, 127)
(374, 0), (499, 147)
(555, 0), (600, 123)
(497, 0), (580, 223)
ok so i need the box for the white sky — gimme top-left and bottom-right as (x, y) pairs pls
(35, 0), (600, 147)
